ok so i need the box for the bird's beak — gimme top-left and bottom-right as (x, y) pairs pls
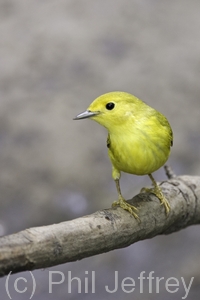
(73, 110), (99, 120)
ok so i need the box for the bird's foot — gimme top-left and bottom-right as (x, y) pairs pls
(112, 196), (139, 219)
(140, 185), (170, 215)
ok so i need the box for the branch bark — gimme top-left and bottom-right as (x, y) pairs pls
(0, 175), (200, 277)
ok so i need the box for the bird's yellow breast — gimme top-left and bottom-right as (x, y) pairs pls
(107, 115), (171, 176)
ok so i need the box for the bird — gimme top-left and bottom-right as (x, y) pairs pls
(74, 91), (173, 219)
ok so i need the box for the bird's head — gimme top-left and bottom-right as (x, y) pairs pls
(74, 91), (143, 131)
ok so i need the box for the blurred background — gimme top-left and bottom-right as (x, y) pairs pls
(0, 0), (200, 299)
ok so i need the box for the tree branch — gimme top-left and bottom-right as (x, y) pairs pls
(0, 175), (200, 277)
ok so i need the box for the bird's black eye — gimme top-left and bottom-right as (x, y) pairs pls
(106, 102), (115, 110)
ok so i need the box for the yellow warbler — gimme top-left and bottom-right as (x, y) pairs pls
(74, 91), (173, 219)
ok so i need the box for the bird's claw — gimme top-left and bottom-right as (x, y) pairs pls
(112, 197), (139, 219)
(140, 186), (170, 215)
